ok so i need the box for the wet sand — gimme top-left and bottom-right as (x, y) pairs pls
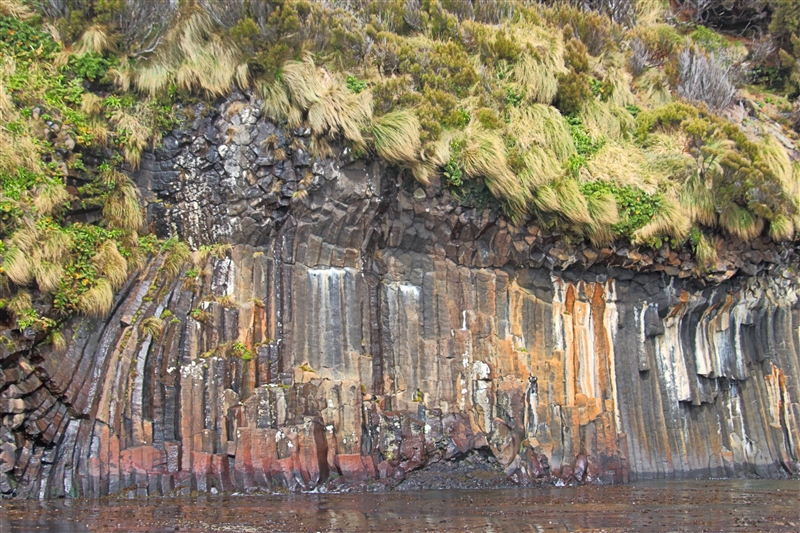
(1, 480), (799, 533)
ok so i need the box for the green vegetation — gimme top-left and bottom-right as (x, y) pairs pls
(0, 3), (178, 341)
(2, 0), (800, 342)
(231, 341), (253, 361)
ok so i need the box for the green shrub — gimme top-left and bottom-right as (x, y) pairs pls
(689, 25), (728, 53)
(556, 71), (592, 115)
(769, 0), (800, 47)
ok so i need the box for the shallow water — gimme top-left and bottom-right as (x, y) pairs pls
(1, 480), (799, 533)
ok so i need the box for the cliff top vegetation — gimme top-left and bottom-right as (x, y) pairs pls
(2, 0), (800, 336)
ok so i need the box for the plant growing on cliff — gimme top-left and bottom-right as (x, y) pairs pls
(0, 0), (797, 302)
(189, 307), (211, 324)
(231, 340), (253, 361)
(140, 315), (164, 338)
(0, 4), (184, 340)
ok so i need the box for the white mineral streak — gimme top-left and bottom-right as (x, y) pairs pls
(605, 279), (622, 432)
(384, 281), (422, 401)
(472, 361), (493, 432)
(551, 276), (566, 353)
(655, 302), (692, 406)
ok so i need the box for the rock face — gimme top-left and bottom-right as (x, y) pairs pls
(1, 95), (799, 498)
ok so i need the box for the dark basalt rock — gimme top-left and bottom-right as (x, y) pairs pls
(1, 94), (799, 499)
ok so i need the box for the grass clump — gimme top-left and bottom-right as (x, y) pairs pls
(0, 4), (182, 341)
(1, 0), (798, 280)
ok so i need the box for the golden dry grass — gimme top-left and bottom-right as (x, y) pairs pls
(33, 183), (69, 215)
(102, 170), (145, 232)
(75, 24), (115, 55)
(92, 240), (129, 289)
(0, 0), (31, 19)
(583, 143), (659, 193)
(508, 105), (575, 161)
(77, 278), (115, 317)
(632, 196), (690, 244)
(509, 23), (565, 105)
(371, 109), (422, 166)
(123, 6), (248, 97)
(459, 125), (531, 219)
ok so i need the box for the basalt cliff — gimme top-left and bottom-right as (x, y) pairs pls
(1, 96), (799, 499)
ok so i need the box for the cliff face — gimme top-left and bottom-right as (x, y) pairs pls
(1, 95), (799, 498)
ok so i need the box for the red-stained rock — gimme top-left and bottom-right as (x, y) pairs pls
(524, 447), (544, 478)
(191, 451), (211, 492)
(444, 415), (472, 458)
(234, 427), (256, 491)
(573, 453), (588, 483)
(211, 454), (233, 492)
(336, 454), (375, 482)
(376, 460), (396, 479)
(398, 417), (426, 472)
(271, 457), (298, 490)
(296, 418), (329, 486)
(488, 419), (522, 467)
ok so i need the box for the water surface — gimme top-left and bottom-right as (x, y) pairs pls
(2, 480), (798, 532)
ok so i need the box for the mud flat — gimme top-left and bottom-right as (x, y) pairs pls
(1, 479), (798, 532)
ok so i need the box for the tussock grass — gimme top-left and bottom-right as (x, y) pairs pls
(761, 135), (795, 194)
(508, 105), (575, 161)
(607, 67), (635, 108)
(0, 130), (42, 175)
(509, 24), (565, 105)
(632, 196), (690, 244)
(681, 174), (717, 227)
(92, 240), (129, 289)
(371, 109), (422, 167)
(80, 93), (104, 116)
(307, 77), (372, 149)
(75, 25), (115, 55)
(281, 59), (326, 110)
(0, 82), (13, 120)
(459, 125), (531, 219)
(554, 178), (592, 225)
(0, 0), (31, 19)
(519, 146), (563, 189)
(41, 228), (70, 262)
(261, 58), (373, 149)
(34, 261), (63, 292)
(102, 169), (144, 232)
(260, 80), (292, 122)
(635, 69), (672, 107)
(77, 278), (114, 317)
(47, 330), (66, 351)
(586, 191), (619, 246)
(719, 203), (763, 241)
(122, 6), (247, 97)
(4, 242), (34, 286)
(584, 143), (658, 192)
(162, 239), (191, 280)
(694, 233), (718, 268)
(141, 315), (164, 337)
(642, 132), (694, 183)
(532, 183), (561, 212)
(7, 289), (31, 316)
(33, 183), (69, 215)
(579, 100), (635, 141)
(769, 215), (794, 241)
(4, 223), (71, 291)
(109, 109), (155, 169)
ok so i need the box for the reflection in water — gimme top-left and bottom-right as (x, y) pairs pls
(1, 480), (799, 532)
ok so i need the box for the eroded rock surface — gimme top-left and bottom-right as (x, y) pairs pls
(1, 95), (799, 498)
